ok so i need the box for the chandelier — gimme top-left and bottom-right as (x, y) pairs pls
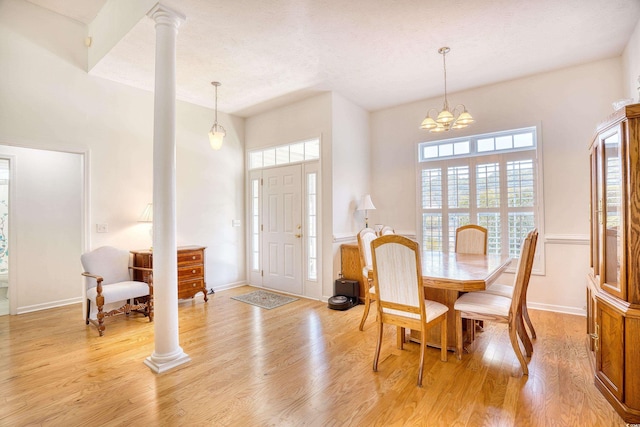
(208, 81), (226, 150)
(420, 47), (474, 133)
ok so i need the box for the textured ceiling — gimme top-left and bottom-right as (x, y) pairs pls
(26, 0), (640, 117)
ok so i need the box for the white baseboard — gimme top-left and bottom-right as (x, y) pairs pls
(528, 301), (586, 317)
(17, 297), (83, 315)
(211, 281), (247, 292)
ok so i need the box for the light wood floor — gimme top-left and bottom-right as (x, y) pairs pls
(0, 286), (626, 426)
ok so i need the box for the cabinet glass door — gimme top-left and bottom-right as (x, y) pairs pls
(590, 147), (600, 275)
(602, 129), (624, 298)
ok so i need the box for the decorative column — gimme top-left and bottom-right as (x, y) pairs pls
(144, 3), (189, 374)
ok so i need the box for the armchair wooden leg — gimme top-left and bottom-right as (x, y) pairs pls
(96, 295), (105, 336)
(148, 292), (154, 322)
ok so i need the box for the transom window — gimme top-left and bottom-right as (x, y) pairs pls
(418, 127), (542, 266)
(248, 139), (320, 170)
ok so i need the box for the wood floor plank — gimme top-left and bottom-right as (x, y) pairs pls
(0, 286), (628, 426)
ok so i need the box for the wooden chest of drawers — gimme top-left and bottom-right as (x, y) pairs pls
(131, 246), (208, 302)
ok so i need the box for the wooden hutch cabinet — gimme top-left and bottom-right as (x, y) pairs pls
(131, 246), (208, 302)
(587, 103), (640, 423)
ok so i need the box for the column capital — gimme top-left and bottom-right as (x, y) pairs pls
(147, 3), (186, 28)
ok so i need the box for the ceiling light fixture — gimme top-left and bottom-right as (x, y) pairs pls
(420, 47), (474, 133)
(208, 81), (226, 150)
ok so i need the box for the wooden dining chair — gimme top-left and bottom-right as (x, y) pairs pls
(371, 234), (449, 386)
(453, 230), (536, 376)
(455, 224), (488, 254)
(357, 228), (378, 331)
(483, 229), (539, 342)
(377, 225), (395, 236)
(455, 224), (488, 334)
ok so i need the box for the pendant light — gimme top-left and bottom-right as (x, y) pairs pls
(208, 81), (226, 150)
(420, 47), (474, 133)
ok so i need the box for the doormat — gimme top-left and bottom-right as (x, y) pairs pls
(231, 290), (298, 310)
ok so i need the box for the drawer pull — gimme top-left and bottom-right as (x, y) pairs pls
(192, 269), (196, 273)
(192, 256), (196, 260)
(192, 283), (196, 287)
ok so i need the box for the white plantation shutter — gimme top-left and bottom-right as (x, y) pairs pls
(418, 127), (543, 269)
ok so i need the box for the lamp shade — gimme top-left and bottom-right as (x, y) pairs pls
(357, 194), (376, 211)
(436, 109), (454, 124)
(456, 111), (474, 125)
(420, 116), (438, 130)
(208, 129), (225, 150)
(138, 203), (153, 222)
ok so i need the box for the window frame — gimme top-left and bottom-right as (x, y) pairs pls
(416, 126), (545, 275)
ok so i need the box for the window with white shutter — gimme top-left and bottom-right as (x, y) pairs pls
(418, 126), (544, 271)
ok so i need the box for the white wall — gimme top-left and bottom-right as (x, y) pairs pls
(331, 93), (371, 234)
(330, 93), (370, 295)
(370, 58), (624, 314)
(0, 0), (246, 312)
(623, 17), (640, 101)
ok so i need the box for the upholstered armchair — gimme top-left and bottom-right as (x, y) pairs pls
(81, 246), (153, 336)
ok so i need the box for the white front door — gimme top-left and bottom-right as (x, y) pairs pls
(262, 164), (303, 294)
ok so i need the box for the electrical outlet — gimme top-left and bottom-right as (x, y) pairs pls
(96, 223), (109, 233)
(232, 219), (241, 227)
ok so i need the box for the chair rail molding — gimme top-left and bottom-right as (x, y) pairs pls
(333, 231), (417, 244)
(544, 234), (589, 245)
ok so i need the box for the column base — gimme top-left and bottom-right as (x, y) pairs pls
(144, 348), (191, 374)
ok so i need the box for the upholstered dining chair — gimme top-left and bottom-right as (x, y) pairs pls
(377, 225), (395, 236)
(453, 230), (536, 376)
(455, 224), (488, 333)
(371, 234), (449, 386)
(455, 224), (488, 254)
(81, 246), (153, 336)
(483, 229), (539, 341)
(357, 228), (378, 331)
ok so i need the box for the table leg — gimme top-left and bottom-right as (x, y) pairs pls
(411, 287), (473, 352)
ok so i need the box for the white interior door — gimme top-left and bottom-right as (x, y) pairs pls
(262, 164), (302, 294)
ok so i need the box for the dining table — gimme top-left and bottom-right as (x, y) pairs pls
(370, 251), (512, 351)
(419, 251), (512, 350)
